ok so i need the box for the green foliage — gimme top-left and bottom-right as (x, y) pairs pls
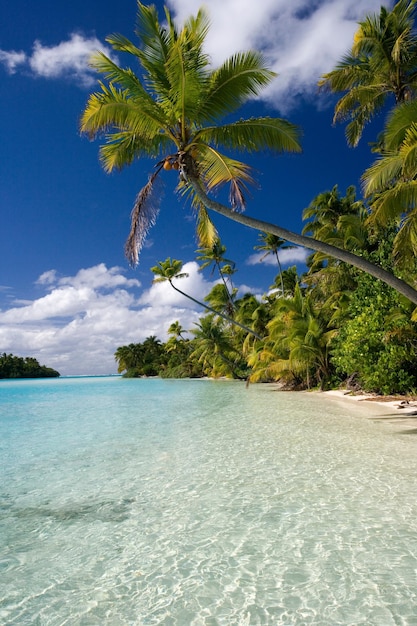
(332, 277), (417, 394)
(319, 0), (417, 146)
(0, 353), (60, 378)
(115, 205), (417, 394)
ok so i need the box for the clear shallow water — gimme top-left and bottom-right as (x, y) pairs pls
(1, 377), (417, 626)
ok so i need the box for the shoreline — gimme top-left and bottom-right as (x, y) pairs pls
(320, 388), (417, 432)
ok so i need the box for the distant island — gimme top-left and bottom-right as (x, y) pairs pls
(0, 353), (60, 379)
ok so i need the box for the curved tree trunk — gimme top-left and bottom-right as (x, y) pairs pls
(168, 280), (262, 340)
(187, 175), (417, 305)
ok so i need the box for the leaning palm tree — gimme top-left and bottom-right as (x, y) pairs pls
(319, 0), (417, 147)
(151, 257), (261, 338)
(81, 1), (417, 305)
(254, 231), (292, 296)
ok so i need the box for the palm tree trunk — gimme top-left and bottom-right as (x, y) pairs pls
(187, 175), (417, 305)
(168, 280), (262, 339)
(274, 250), (285, 296)
(217, 260), (235, 309)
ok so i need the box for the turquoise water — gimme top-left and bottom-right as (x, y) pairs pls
(1, 377), (417, 625)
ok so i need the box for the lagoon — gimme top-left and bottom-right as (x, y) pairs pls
(1, 377), (417, 625)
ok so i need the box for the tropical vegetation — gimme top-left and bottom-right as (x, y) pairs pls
(0, 353), (60, 379)
(85, 0), (417, 395)
(115, 204), (417, 394)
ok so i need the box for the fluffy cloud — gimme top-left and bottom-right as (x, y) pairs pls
(0, 263), (223, 376)
(1, 1), (385, 105)
(246, 246), (310, 267)
(168, 0), (383, 110)
(0, 33), (114, 86)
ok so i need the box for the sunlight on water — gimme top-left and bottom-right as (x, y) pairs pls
(1, 377), (417, 625)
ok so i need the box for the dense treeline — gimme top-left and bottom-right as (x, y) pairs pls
(0, 353), (60, 379)
(115, 190), (417, 394)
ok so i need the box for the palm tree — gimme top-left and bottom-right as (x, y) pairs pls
(251, 285), (335, 388)
(303, 186), (364, 237)
(220, 263), (237, 293)
(81, 2), (417, 305)
(81, 2), (300, 263)
(204, 283), (237, 317)
(151, 257), (261, 338)
(168, 320), (186, 339)
(272, 265), (299, 297)
(190, 315), (245, 378)
(302, 185), (369, 271)
(319, 0), (417, 147)
(254, 231), (293, 296)
(114, 342), (143, 373)
(234, 293), (270, 354)
(362, 99), (417, 264)
(196, 240), (236, 309)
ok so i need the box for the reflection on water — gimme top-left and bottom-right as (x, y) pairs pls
(1, 377), (417, 625)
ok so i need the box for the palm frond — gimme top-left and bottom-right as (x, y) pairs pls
(369, 180), (417, 225)
(195, 205), (218, 248)
(402, 124), (417, 176)
(163, 34), (207, 122)
(196, 117), (301, 154)
(362, 153), (404, 196)
(99, 131), (171, 172)
(80, 79), (169, 143)
(392, 208), (417, 264)
(200, 51), (276, 120)
(319, 54), (370, 91)
(104, 33), (142, 57)
(383, 99), (417, 150)
(89, 52), (148, 98)
(125, 171), (162, 266)
(134, 2), (171, 76)
(197, 145), (256, 210)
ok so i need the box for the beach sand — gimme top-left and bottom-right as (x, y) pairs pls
(322, 389), (417, 434)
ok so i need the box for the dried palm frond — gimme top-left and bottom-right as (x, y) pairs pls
(124, 171), (162, 266)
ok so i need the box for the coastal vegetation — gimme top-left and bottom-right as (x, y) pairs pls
(115, 196), (417, 394)
(85, 0), (417, 394)
(0, 353), (60, 379)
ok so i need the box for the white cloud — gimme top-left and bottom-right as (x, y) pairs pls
(168, 0), (385, 110)
(0, 33), (114, 86)
(0, 263), (222, 376)
(0, 49), (26, 73)
(139, 261), (217, 308)
(246, 246), (310, 266)
(1, 1), (386, 104)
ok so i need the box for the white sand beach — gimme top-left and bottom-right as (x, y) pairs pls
(322, 389), (417, 433)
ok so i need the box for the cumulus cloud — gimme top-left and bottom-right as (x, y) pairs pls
(246, 246), (310, 267)
(168, 0), (384, 110)
(0, 33), (114, 86)
(0, 263), (228, 376)
(139, 261), (216, 308)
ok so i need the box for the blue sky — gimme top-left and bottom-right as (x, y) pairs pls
(0, 0), (387, 375)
